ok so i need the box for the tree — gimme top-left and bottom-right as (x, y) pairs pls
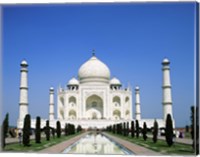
(185, 125), (189, 133)
(45, 120), (50, 141)
(126, 122), (129, 136)
(142, 122), (147, 141)
(35, 116), (41, 143)
(77, 125), (82, 133)
(51, 128), (55, 138)
(136, 120), (139, 138)
(165, 114), (173, 146)
(56, 121), (61, 138)
(23, 114), (31, 146)
(2, 113), (9, 149)
(64, 123), (68, 136)
(190, 106), (199, 154)
(131, 121), (135, 138)
(152, 120), (158, 143)
(123, 122), (126, 136)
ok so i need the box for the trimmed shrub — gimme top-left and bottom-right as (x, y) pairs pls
(56, 121), (61, 138)
(153, 120), (158, 143)
(165, 114), (174, 146)
(2, 113), (9, 149)
(35, 116), (41, 143)
(131, 121), (135, 138)
(45, 120), (50, 141)
(23, 114), (31, 146)
(142, 122), (147, 141)
(136, 120), (139, 138)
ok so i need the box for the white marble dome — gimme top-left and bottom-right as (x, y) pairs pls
(110, 77), (121, 85)
(78, 55), (110, 83)
(162, 58), (170, 64)
(21, 60), (28, 66)
(68, 77), (79, 85)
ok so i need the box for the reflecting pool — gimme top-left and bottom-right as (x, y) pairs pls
(62, 132), (133, 154)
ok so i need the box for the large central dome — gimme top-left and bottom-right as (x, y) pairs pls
(78, 55), (111, 83)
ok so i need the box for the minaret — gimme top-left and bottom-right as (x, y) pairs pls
(19, 60), (29, 122)
(135, 86), (141, 120)
(49, 87), (55, 121)
(162, 58), (173, 120)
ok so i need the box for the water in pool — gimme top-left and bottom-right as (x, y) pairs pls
(62, 132), (133, 154)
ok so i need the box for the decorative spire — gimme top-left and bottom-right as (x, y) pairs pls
(92, 49), (95, 56)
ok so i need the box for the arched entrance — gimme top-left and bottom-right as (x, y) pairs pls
(85, 95), (103, 120)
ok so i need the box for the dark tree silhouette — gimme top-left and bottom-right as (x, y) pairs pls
(64, 123), (68, 136)
(165, 114), (174, 146)
(153, 120), (158, 143)
(23, 114), (31, 146)
(136, 120), (139, 138)
(190, 106), (199, 154)
(77, 125), (82, 133)
(126, 122), (129, 136)
(56, 121), (61, 138)
(142, 122), (147, 141)
(123, 122), (126, 136)
(35, 116), (41, 143)
(45, 120), (50, 141)
(131, 121), (135, 138)
(185, 125), (189, 133)
(2, 113), (9, 149)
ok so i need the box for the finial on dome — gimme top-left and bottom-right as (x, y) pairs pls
(92, 49), (95, 56)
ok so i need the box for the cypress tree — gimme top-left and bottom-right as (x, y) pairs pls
(45, 120), (50, 141)
(56, 121), (61, 138)
(190, 106), (199, 154)
(136, 120), (139, 138)
(52, 128), (55, 138)
(131, 121), (135, 138)
(77, 125), (82, 133)
(35, 116), (41, 143)
(165, 114), (174, 146)
(185, 125), (189, 133)
(120, 123), (122, 135)
(23, 114), (31, 146)
(191, 106), (194, 149)
(64, 123), (68, 136)
(152, 120), (158, 143)
(126, 122), (129, 136)
(2, 113), (9, 149)
(142, 122), (147, 141)
(123, 122), (126, 136)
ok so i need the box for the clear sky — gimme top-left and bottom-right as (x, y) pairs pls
(2, 2), (196, 127)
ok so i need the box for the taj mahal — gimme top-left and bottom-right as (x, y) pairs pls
(17, 53), (174, 129)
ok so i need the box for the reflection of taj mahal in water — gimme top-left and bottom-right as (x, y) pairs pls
(17, 53), (174, 129)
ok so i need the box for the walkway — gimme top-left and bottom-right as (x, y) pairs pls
(103, 132), (161, 155)
(39, 132), (88, 153)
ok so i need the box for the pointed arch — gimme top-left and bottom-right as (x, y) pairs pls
(113, 96), (121, 107)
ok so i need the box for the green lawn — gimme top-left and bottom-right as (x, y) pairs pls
(3, 132), (82, 152)
(107, 132), (195, 155)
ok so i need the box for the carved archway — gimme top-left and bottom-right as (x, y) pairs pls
(113, 96), (121, 107)
(85, 95), (103, 119)
(113, 110), (121, 120)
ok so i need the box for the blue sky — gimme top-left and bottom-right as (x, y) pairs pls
(2, 3), (196, 127)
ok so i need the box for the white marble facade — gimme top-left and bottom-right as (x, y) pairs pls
(57, 54), (132, 122)
(17, 54), (174, 129)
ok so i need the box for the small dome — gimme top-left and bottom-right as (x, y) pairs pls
(162, 58), (170, 65)
(68, 77), (79, 85)
(135, 86), (140, 90)
(50, 87), (54, 91)
(21, 60), (28, 66)
(110, 77), (121, 85)
(78, 55), (110, 83)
